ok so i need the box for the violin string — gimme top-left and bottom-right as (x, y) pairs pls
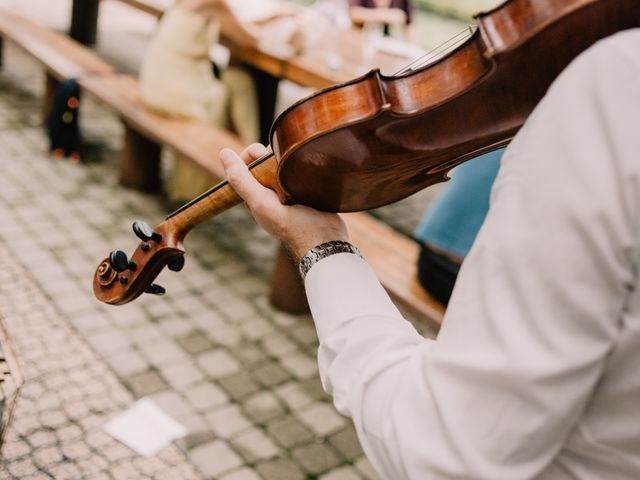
(393, 25), (477, 76)
(394, 25), (475, 75)
(402, 25), (476, 73)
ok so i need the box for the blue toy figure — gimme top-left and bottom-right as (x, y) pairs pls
(415, 149), (504, 305)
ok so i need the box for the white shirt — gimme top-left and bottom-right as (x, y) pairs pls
(305, 30), (640, 480)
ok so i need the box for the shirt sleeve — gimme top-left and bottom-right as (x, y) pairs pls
(304, 31), (640, 480)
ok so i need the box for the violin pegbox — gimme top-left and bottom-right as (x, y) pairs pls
(93, 220), (185, 305)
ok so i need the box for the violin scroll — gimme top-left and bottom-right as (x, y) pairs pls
(92, 220), (185, 305)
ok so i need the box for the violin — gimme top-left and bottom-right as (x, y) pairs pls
(94, 0), (640, 305)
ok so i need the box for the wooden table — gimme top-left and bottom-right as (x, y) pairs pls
(72, 0), (416, 90)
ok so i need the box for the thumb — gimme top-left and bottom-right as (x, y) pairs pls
(220, 148), (268, 206)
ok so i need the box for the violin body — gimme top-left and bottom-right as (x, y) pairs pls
(271, 0), (640, 212)
(94, 0), (640, 305)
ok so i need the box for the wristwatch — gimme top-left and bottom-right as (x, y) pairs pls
(298, 240), (363, 279)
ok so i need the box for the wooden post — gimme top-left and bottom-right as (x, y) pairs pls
(119, 124), (162, 192)
(43, 73), (59, 124)
(268, 243), (310, 315)
(69, 0), (100, 46)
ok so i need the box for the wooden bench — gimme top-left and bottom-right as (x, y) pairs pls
(344, 213), (445, 328)
(0, 7), (114, 120)
(78, 74), (244, 191)
(0, 7), (444, 326)
(269, 212), (445, 329)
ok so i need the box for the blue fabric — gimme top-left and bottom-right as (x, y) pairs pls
(414, 149), (503, 258)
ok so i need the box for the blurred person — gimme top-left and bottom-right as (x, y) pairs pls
(349, 0), (414, 41)
(219, 30), (640, 479)
(415, 149), (502, 305)
(139, 0), (260, 202)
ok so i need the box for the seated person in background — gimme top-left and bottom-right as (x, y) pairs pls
(139, 0), (260, 202)
(415, 149), (502, 305)
(348, 0), (414, 41)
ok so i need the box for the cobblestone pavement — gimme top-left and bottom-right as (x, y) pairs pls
(0, 44), (437, 479)
(0, 2), (448, 477)
(0, 242), (202, 479)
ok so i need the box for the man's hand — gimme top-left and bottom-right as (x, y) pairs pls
(220, 144), (349, 262)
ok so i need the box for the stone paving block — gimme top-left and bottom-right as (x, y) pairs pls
(86, 328), (132, 355)
(161, 360), (206, 390)
(189, 309), (227, 332)
(108, 305), (149, 328)
(176, 413), (216, 450)
(150, 390), (196, 419)
(28, 429), (57, 448)
(299, 377), (331, 402)
(185, 381), (229, 411)
(231, 427), (280, 462)
(329, 426), (364, 461)
(56, 424), (84, 443)
(129, 323), (166, 345)
(139, 337), (189, 366)
(47, 462), (84, 479)
(289, 323), (319, 347)
(207, 325), (244, 348)
(240, 318), (274, 341)
(252, 361), (291, 388)
(7, 458), (39, 477)
(261, 332), (298, 358)
(266, 416), (315, 449)
(159, 317), (193, 337)
(189, 440), (243, 478)
(220, 467), (262, 480)
(232, 344), (268, 367)
(297, 402), (348, 437)
(2, 438), (31, 461)
(69, 312), (112, 333)
(280, 352), (319, 380)
(320, 465), (364, 480)
(197, 349), (241, 378)
(215, 299), (257, 322)
(218, 371), (261, 401)
(256, 459), (306, 480)
(124, 370), (169, 397)
(242, 391), (286, 424)
(291, 441), (342, 476)
(175, 329), (214, 355)
(32, 445), (64, 469)
(355, 456), (380, 480)
(143, 297), (177, 320)
(205, 404), (253, 439)
(105, 349), (150, 377)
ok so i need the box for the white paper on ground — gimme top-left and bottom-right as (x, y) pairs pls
(104, 398), (187, 457)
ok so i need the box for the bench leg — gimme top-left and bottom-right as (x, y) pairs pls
(120, 125), (162, 192)
(69, 0), (100, 46)
(268, 243), (310, 315)
(43, 73), (59, 124)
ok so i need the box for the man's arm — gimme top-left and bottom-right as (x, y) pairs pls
(221, 31), (640, 479)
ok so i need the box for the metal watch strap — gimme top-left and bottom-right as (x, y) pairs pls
(298, 240), (363, 279)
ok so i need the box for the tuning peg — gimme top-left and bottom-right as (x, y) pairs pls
(109, 250), (137, 272)
(168, 256), (185, 272)
(145, 283), (166, 296)
(133, 220), (162, 243)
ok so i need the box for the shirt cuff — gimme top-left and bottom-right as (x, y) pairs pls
(304, 253), (403, 341)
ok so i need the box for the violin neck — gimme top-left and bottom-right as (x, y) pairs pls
(162, 152), (277, 239)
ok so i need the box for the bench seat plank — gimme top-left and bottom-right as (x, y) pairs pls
(79, 73), (245, 180)
(343, 212), (445, 328)
(0, 7), (114, 80)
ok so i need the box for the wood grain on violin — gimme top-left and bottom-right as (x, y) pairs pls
(94, 0), (640, 305)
